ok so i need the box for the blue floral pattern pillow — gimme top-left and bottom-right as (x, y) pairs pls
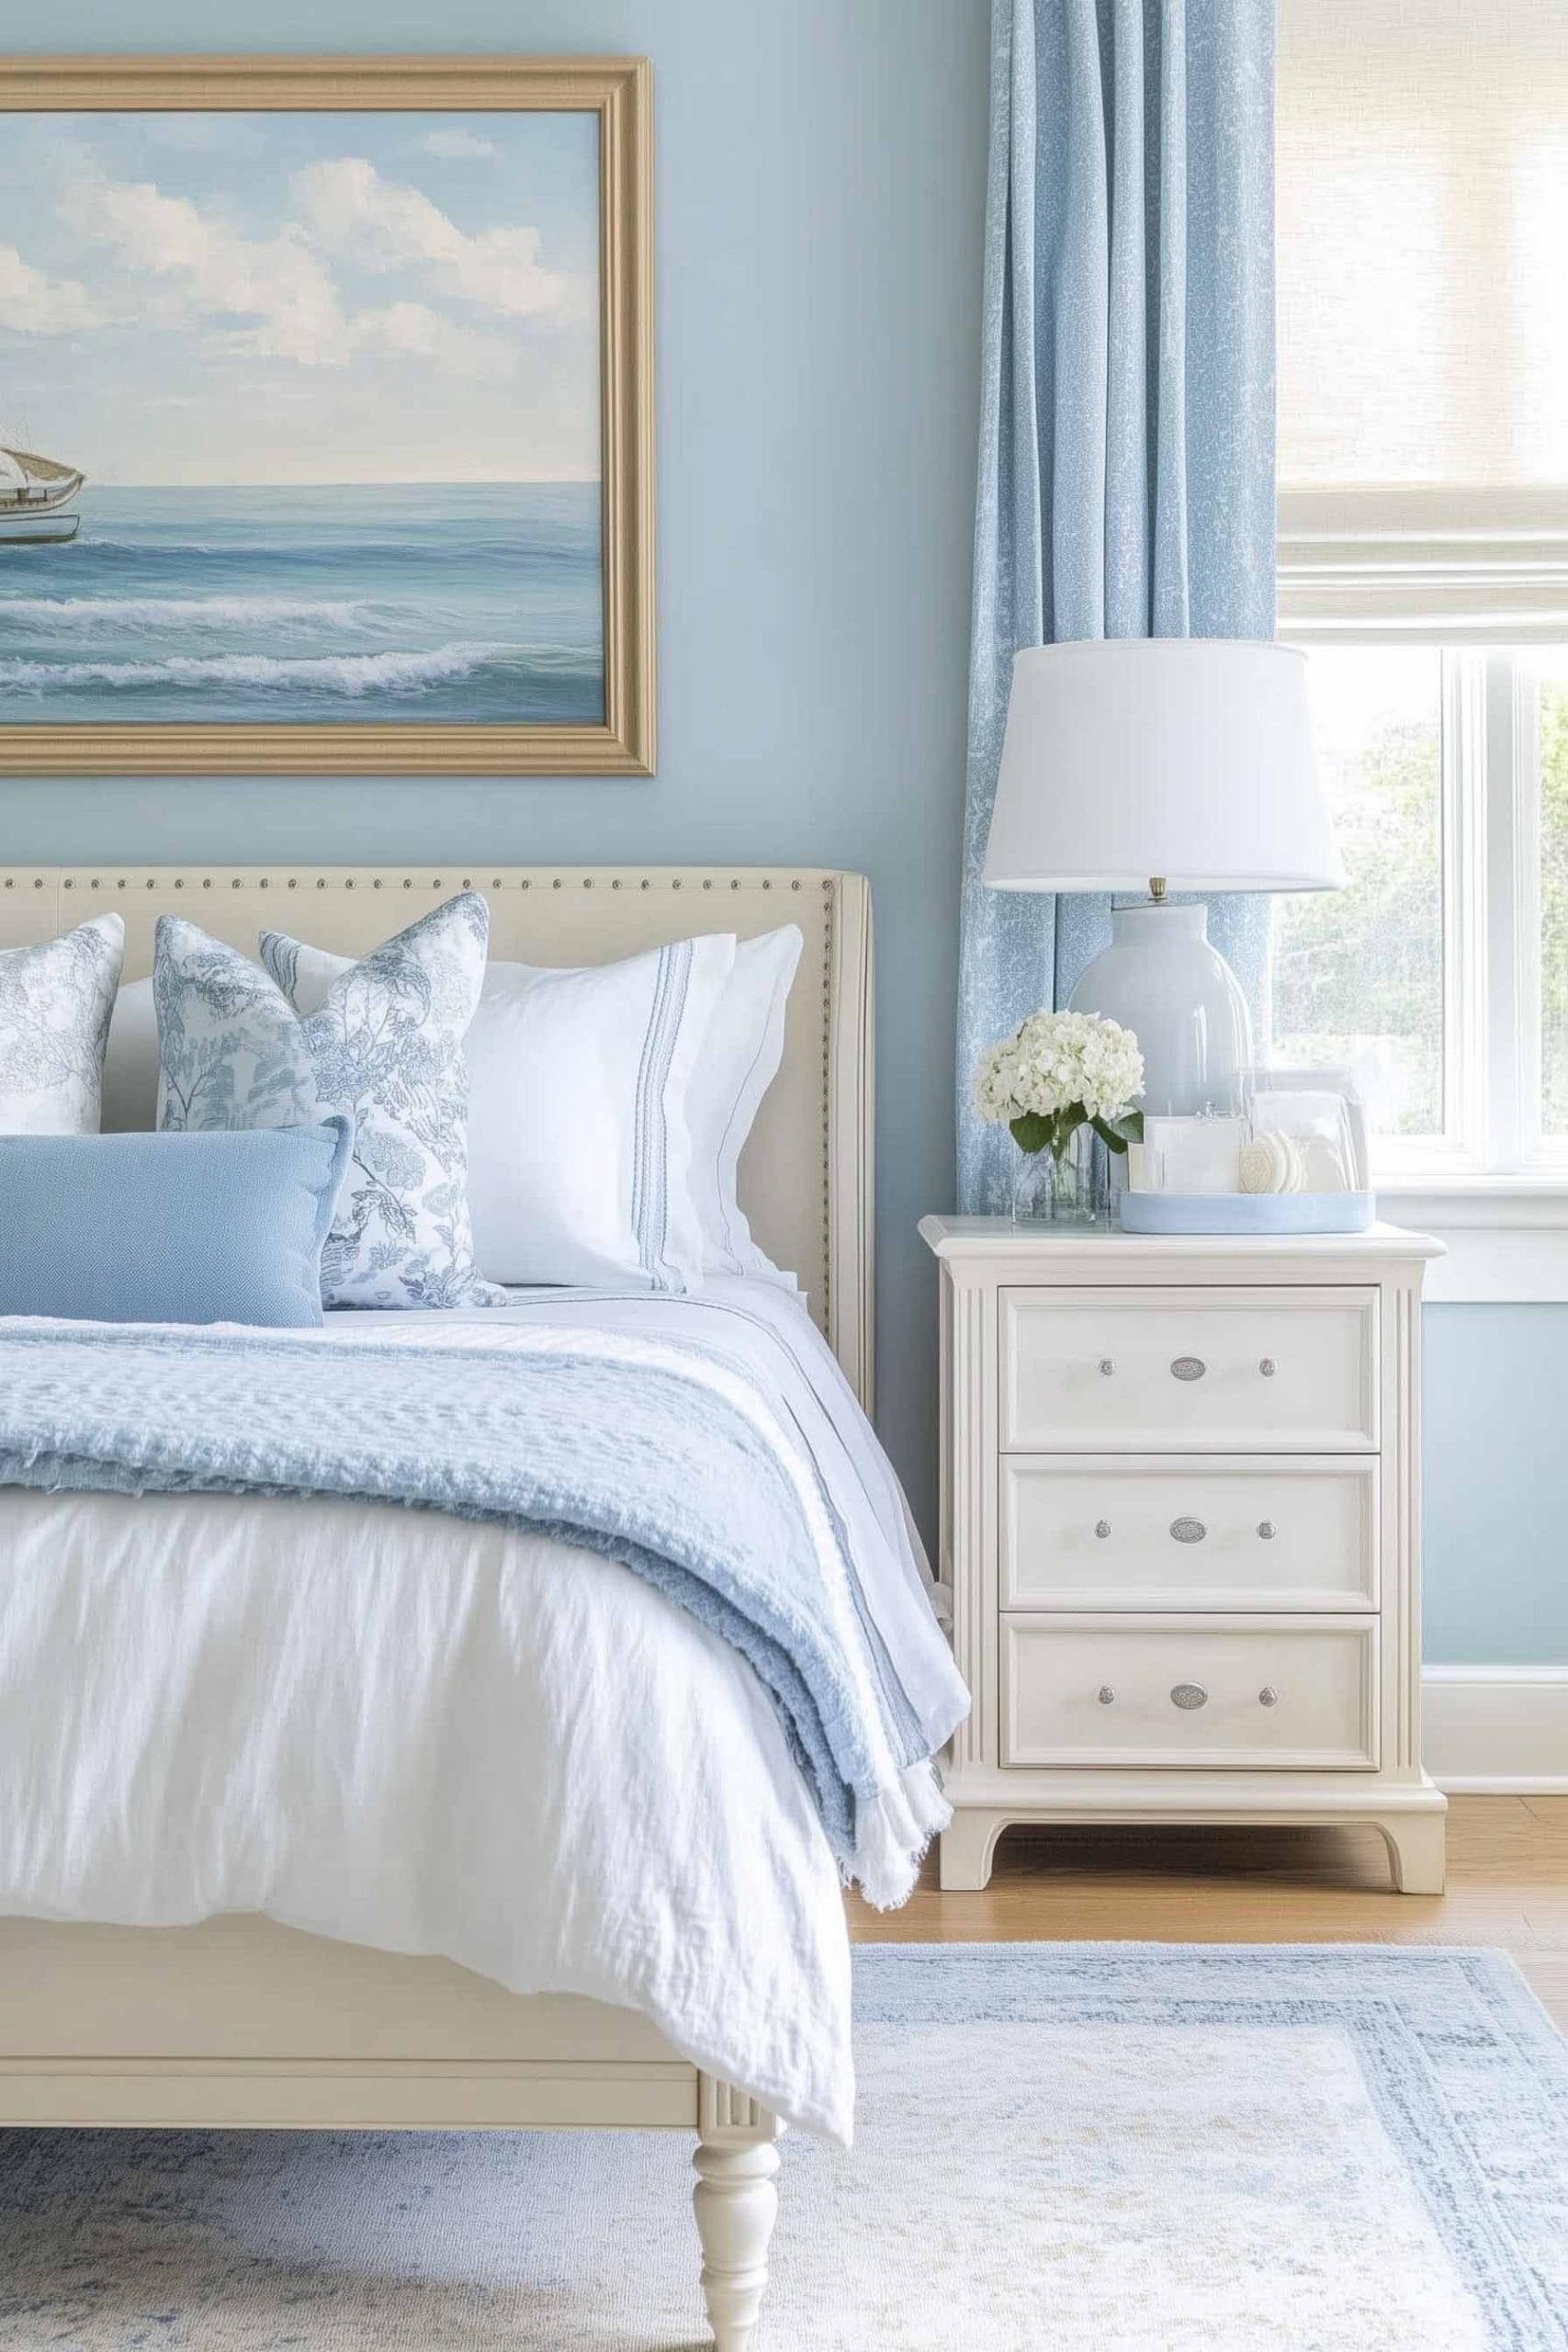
(153, 922), (317, 1135)
(156, 894), (504, 1311)
(0, 914), (125, 1136)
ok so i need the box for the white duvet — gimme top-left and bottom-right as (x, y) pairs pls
(0, 1283), (948, 2143)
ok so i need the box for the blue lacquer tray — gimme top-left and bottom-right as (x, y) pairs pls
(1119, 1190), (1376, 1236)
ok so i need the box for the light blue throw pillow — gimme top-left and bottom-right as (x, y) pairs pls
(154, 894), (504, 1312)
(0, 1120), (353, 1327)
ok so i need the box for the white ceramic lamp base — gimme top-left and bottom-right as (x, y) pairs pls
(1067, 900), (1253, 1117)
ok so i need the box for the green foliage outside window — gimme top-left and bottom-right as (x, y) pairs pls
(1272, 709), (1443, 1136)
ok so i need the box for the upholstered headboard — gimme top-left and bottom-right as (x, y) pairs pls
(0, 865), (875, 1408)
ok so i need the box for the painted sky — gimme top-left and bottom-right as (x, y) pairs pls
(0, 110), (601, 485)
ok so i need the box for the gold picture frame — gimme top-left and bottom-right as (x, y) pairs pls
(0, 55), (654, 775)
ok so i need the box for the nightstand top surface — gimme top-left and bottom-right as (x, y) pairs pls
(919, 1213), (1444, 1261)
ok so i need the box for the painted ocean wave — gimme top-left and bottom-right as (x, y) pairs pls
(0, 595), (384, 636)
(58, 536), (586, 571)
(0, 482), (604, 726)
(0, 642), (530, 698)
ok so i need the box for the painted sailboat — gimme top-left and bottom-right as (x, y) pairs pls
(0, 446), (85, 545)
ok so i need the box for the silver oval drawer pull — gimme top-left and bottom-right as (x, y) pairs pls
(1099, 1358), (1116, 1376)
(1170, 1682), (1208, 1711)
(1258, 1520), (1276, 1541)
(1259, 1357), (1277, 1377)
(1169, 1516), (1207, 1544)
(1258, 1686), (1280, 1708)
(1097, 1685), (1116, 1705)
(1094, 1519), (1112, 1540)
(1170, 1356), (1206, 1382)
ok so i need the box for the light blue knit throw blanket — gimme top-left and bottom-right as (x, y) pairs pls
(0, 1320), (949, 1905)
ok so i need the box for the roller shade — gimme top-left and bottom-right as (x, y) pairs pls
(1277, 0), (1568, 639)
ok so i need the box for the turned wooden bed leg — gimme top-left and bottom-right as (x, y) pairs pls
(694, 2077), (784, 2351)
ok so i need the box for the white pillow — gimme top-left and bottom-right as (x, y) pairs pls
(0, 915), (124, 1135)
(264, 927), (739, 1291)
(685, 925), (802, 1284)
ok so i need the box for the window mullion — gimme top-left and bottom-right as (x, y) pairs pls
(1479, 651), (1525, 1173)
(1513, 659), (1545, 1166)
(1443, 651), (1486, 1167)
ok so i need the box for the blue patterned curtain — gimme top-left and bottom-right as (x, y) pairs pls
(957, 0), (1277, 1212)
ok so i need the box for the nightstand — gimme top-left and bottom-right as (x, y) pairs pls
(919, 1216), (1448, 1894)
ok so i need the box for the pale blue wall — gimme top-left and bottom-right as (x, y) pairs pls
(10, 3), (1564, 1668)
(1423, 1307), (1568, 1665)
(0, 0), (991, 1540)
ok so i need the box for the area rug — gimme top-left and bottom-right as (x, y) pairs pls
(0, 1944), (1563, 2351)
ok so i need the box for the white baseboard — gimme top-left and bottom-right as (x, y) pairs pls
(1423, 1666), (1568, 1792)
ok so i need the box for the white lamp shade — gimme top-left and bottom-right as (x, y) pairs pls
(983, 638), (1342, 894)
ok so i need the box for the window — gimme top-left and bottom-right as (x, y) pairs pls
(1272, 650), (1443, 1145)
(1274, 0), (1568, 1193)
(1272, 648), (1568, 1178)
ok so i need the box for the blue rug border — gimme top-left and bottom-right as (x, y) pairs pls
(852, 1939), (1568, 2065)
(852, 1942), (1568, 2352)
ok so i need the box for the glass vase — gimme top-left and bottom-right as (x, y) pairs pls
(1010, 1125), (1108, 1227)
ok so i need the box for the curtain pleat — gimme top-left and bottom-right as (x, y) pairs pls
(956, 0), (1277, 1214)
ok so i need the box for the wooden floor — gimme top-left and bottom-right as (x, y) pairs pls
(849, 1795), (1568, 2031)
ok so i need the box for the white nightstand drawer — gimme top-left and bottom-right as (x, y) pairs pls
(999, 1455), (1378, 1612)
(1000, 1614), (1379, 1771)
(1000, 1286), (1378, 1452)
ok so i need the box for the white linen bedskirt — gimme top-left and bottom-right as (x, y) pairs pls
(0, 1484), (854, 2142)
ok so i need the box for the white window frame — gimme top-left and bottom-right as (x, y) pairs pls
(1283, 643), (1568, 1293)
(1277, 488), (1568, 1297)
(1346, 646), (1565, 1188)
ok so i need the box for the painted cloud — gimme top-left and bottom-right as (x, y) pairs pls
(292, 158), (577, 322)
(44, 157), (584, 372)
(0, 109), (601, 485)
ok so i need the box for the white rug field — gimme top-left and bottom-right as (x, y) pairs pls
(0, 1945), (1562, 2350)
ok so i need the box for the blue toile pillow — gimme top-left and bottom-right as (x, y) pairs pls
(0, 914), (125, 1136)
(154, 894), (505, 1312)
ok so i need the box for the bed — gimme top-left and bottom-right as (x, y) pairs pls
(0, 863), (945, 2352)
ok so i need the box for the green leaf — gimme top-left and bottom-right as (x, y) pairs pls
(1091, 1109), (1145, 1155)
(1009, 1113), (1052, 1155)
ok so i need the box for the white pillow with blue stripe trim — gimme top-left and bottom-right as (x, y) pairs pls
(263, 925), (737, 1292)
(684, 924), (802, 1286)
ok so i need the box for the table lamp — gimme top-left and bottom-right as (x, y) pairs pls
(982, 638), (1341, 1115)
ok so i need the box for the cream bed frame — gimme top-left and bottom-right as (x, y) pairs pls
(0, 864), (877, 2352)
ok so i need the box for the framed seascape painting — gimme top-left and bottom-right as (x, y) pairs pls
(0, 56), (653, 775)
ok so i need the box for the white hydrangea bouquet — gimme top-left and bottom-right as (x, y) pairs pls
(975, 1009), (1144, 1219)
